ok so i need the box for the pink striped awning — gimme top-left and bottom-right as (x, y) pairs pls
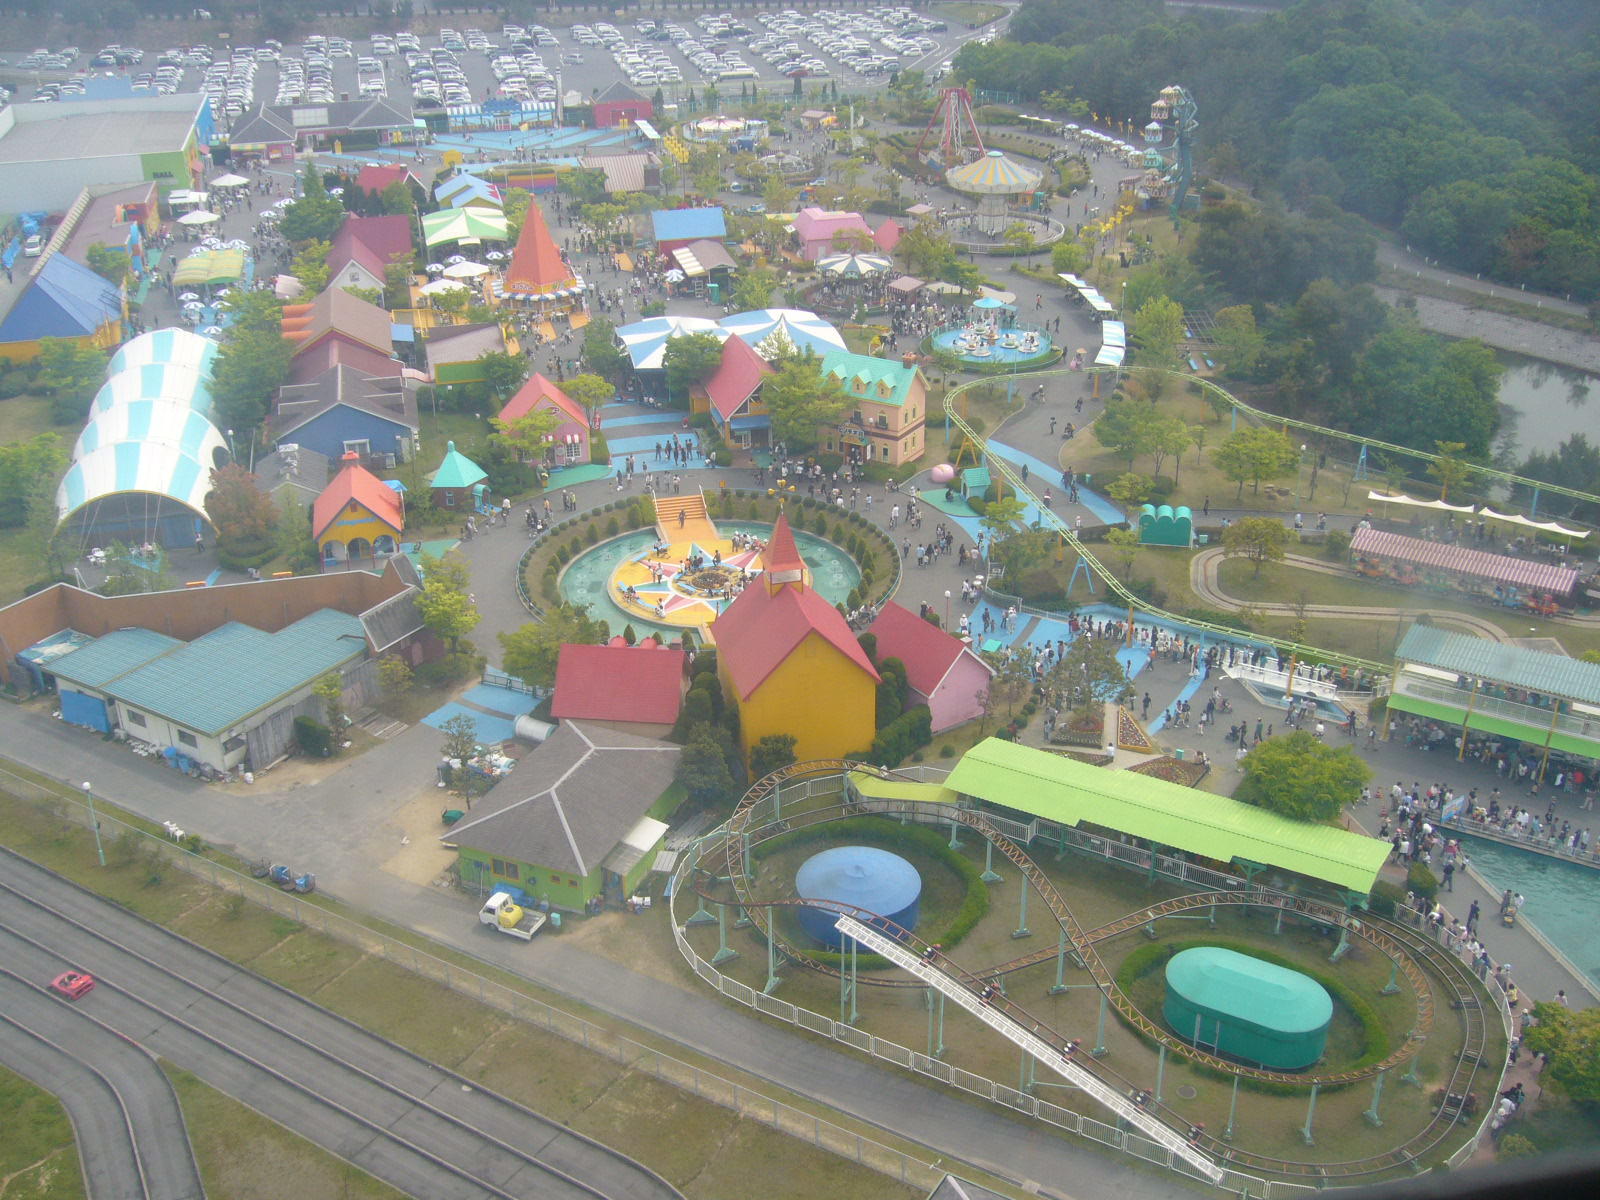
(1351, 527), (1578, 594)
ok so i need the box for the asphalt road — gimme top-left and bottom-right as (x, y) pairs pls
(0, 968), (205, 1200)
(0, 847), (683, 1200)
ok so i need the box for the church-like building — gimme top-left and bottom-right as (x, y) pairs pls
(709, 514), (880, 764)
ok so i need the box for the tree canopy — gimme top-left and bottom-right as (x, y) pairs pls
(416, 552), (479, 651)
(209, 291), (293, 433)
(1222, 516), (1291, 578)
(497, 603), (609, 688)
(1523, 1001), (1600, 1104)
(662, 331), (727, 403)
(1234, 731), (1371, 823)
(761, 351), (852, 452)
(280, 166), (346, 244)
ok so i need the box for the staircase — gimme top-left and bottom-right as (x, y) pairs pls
(653, 490), (718, 547)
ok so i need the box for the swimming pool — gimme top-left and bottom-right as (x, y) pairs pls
(1455, 832), (1600, 989)
(559, 523), (861, 635)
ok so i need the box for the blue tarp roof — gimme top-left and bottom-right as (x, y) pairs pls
(651, 207), (727, 242)
(730, 414), (771, 430)
(0, 254), (122, 343)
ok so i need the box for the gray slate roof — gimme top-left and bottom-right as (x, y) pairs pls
(1398, 624), (1600, 705)
(445, 720), (680, 875)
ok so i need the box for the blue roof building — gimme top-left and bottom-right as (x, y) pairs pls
(0, 252), (124, 360)
(650, 206), (727, 248)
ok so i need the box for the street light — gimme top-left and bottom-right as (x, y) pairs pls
(81, 781), (105, 867)
(944, 589), (952, 630)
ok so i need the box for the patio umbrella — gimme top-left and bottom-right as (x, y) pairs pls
(485, 250), (505, 261)
(447, 254), (466, 264)
(425, 263), (445, 273)
(178, 210), (220, 226)
(201, 326), (222, 335)
(329, 187), (345, 196)
(178, 292), (199, 301)
(442, 260), (489, 278)
(420, 278), (471, 296)
(664, 268), (686, 283)
(209, 172), (250, 188)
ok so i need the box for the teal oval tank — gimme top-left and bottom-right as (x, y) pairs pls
(1163, 947), (1333, 1070)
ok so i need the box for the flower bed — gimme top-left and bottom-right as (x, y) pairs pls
(1115, 706), (1156, 752)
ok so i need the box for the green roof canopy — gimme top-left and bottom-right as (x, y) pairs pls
(847, 770), (957, 807)
(429, 440), (488, 490)
(1398, 624), (1600, 706)
(421, 206), (508, 248)
(944, 739), (1390, 895)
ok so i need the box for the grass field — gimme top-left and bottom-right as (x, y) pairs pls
(0, 1064), (85, 1199)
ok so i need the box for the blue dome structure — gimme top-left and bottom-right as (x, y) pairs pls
(795, 845), (922, 948)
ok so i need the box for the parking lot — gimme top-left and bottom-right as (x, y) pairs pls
(2, 6), (999, 130)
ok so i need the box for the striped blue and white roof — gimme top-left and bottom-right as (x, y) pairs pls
(108, 328), (219, 376)
(91, 363), (214, 417)
(57, 325), (228, 529)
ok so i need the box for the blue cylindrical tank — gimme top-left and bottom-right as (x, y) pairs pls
(795, 846), (922, 948)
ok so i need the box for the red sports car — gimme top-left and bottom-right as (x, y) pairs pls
(49, 970), (96, 1000)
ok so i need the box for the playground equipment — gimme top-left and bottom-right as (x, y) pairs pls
(916, 86), (984, 170)
(1142, 84), (1199, 231)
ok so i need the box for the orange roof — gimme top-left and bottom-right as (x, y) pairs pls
(505, 199), (575, 294)
(499, 371), (586, 427)
(710, 563), (878, 700)
(312, 452), (405, 541)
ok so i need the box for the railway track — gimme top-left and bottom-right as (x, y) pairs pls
(0, 966), (205, 1200)
(0, 847), (682, 1200)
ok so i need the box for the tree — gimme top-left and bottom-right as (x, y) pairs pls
(731, 264), (777, 312)
(379, 180), (416, 216)
(1045, 633), (1134, 720)
(1131, 295), (1184, 370)
(582, 315), (630, 381)
(1522, 1002), (1600, 1103)
(1104, 525), (1140, 578)
(1222, 517), (1290, 578)
(36, 338), (105, 425)
(1212, 305), (1264, 378)
(492, 405), (562, 464)
(290, 238), (332, 295)
(1211, 427), (1300, 499)
(1051, 238), (1088, 276)
(989, 528), (1054, 579)
(1106, 472), (1152, 511)
(85, 243), (131, 286)
(979, 495), (1027, 544)
(1234, 731), (1371, 822)
(209, 291), (292, 433)
(498, 603), (609, 688)
(561, 373), (615, 418)
(662, 331), (727, 405)
(19, 469), (69, 582)
(1092, 398), (1165, 472)
(478, 349), (530, 401)
(677, 723), (737, 804)
(750, 733), (798, 781)
(1426, 440), (1474, 502)
(1002, 221), (1036, 264)
(204, 464), (276, 554)
(280, 166), (346, 244)
(559, 166), (610, 207)
(439, 712), (482, 799)
(377, 656), (414, 705)
(761, 351), (852, 453)
(416, 551), (479, 650)
(314, 673), (346, 741)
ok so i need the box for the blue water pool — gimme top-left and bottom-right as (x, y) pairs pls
(931, 327), (1057, 367)
(559, 523), (861, 635)
(1454, 833), (1600, 989)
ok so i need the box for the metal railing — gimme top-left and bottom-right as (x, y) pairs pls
(0, 765), (943, 1194)
(1392, 673), (1600, 742)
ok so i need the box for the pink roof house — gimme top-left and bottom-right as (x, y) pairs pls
(793, 206), (876, 261)
(868, 600), (994, 733)
(498, 372), (591, 466)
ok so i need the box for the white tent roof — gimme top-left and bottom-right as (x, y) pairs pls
(92, 363), (213, 416)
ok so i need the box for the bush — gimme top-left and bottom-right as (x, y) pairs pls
(1497, 1134), (1539, 1161)
(1016, 567), (1066, 608)
(1407, 862), (1440, 902)
(589, 432), (610, 464)
(215, 534), (277, 571)
(1145, 476), (1176, 503)
(1324, 528), (1352, 560)
(415, 651), (482, 688)
(294, 715), (333, 757)
(1368, 880), (1407, 920)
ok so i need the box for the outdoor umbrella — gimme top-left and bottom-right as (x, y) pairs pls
(177, 210), (220, 226)
(442, 260), (489, 279)
(178, 292), (199, 301)
(485, 250), (505, 261)
(209, 173), (249, 188)
(420, 278), (471, 296)
(425, 263), (445, 273)
(447, 254), (466, 264)
(664, 268), (686, 283)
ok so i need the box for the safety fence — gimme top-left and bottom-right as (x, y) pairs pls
(0, 764), (946, 1194)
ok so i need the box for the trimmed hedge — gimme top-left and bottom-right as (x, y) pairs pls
(752, 816), (989, 970)
(1113, 934), (1393, 1093)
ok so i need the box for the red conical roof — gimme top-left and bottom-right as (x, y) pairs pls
(763, 512), (805, 590)
(506, 199), (575, 294)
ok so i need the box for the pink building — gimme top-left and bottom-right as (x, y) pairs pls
(868, 600), (994, 733)
(793, 206), (876, 260)
(498, 372), (591, 467)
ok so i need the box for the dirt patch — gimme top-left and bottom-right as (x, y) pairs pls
(377, 788), (461, 887)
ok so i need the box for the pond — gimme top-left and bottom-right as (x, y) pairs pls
(1494, 353), (1600, 462)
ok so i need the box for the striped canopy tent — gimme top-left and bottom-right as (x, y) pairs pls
(91, 363), (213, 416)
(422, 207), (509, 249)
(815, 252), (893, 278)
(172, 248), (247, 287)
(718, 308), (846, 360)
(108, 328), (218, 377)
(615, 315), (725, 370)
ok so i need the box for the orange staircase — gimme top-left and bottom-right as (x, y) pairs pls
(654, 490), (718, 546)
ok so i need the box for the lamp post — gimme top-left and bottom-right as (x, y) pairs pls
(81, 782), (105, 867)
(1299, 443), (1308, 503)
(944, 589), (952, 630)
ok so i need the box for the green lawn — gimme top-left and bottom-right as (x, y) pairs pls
(932, 1), (1008, 27)
(0, 393), (55, 443)
(0, 1064), (85, 1199)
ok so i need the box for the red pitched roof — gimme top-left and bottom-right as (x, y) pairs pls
(328, 214), (413, 280)
(704, 333), (773, 423)
(873, 217), (902, 252)
(356, 163), (419, 195)
(867, 600), (985, 697)
(499, 371), (586, 426)
(287, 336), (403, 385)
(312, 453), (405, 540)
(551, 643), (687, 725)
(711, 573), (879, 700)
(761, 511), (804, 581)
(505, 199), (574, 294)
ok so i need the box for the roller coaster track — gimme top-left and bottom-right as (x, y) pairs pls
(689, 764), (1500, 1179)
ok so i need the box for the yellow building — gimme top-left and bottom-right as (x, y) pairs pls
(312, 452), (405, 569)
(709, 514), (880, 764)
(817, 350), (928, 467)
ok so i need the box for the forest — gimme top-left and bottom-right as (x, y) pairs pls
(955, 0), (1600, 300)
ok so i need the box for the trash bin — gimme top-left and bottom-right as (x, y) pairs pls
(1174, 748), (1185, 761)
(708, 282), (721, 303)
(549, 911), (562, 932)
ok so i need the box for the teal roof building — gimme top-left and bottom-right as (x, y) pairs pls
(819, 349), (919, 408)
(429, 439), (489, 513)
